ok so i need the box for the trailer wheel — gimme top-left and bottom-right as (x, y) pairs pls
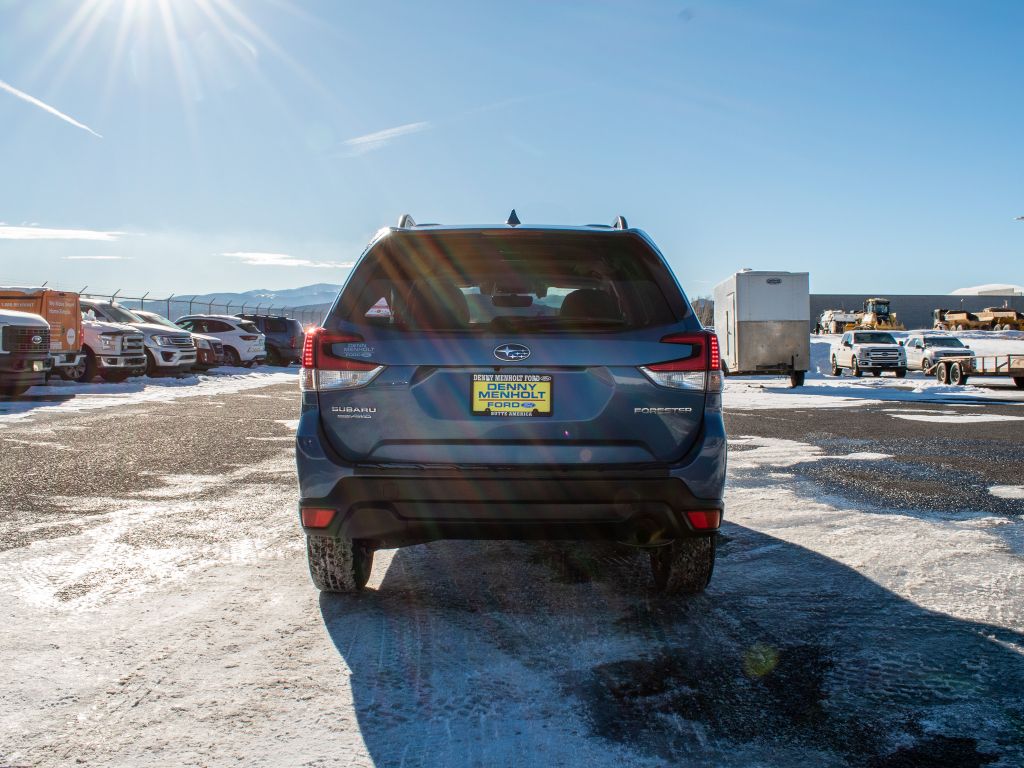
(936, 362), (950, 384)
(949, 362), (967, 386)
(1014, 377), (1024, 390)
(789, 370), (805, 387)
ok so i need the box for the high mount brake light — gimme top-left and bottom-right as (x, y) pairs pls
(639, 331), (723, 392)
(299, 328), (384, 391)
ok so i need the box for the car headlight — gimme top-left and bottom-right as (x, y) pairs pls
(152, 335), (175, 346)
(99, 334), (117, 350)
(196, 338), (211, 349)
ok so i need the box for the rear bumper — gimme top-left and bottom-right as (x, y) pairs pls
(295, 400), (727, 547)
(51, 352), (86, 368)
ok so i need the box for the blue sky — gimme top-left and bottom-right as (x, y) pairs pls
(0, 0), (1021, 298)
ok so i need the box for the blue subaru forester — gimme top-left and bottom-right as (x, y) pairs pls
(295, 214), (727, 595)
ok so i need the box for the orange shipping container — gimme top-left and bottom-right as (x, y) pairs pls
(0, 287), (83, 354)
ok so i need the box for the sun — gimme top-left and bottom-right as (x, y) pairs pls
(22, 0), (307, 134)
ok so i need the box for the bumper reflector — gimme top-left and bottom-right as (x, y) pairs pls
(685, 510), (721, 530)
(301, 507), (336, 528)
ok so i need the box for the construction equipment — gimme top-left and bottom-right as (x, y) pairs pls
(815, 309), (859, 334)
(855, 297), (905, 331)
(934, 307), (1024, 331)
(977, 307), (1024, 331)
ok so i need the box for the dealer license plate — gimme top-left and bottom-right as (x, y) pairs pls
(471, 373), (552, 417)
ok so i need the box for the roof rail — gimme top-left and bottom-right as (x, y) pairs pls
(612, 215), (629, 230)
(397, 213), (416, 228)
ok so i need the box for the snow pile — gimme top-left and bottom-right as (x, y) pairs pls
(0, 369), (297, 426)
(950, 283), (1024, 296)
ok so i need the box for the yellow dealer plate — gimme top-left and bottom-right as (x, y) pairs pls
(472, 373), (552, 417)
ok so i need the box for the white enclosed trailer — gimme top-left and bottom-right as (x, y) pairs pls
(713, 270), (810, 387)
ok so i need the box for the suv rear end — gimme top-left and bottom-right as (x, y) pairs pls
(295, 218), (727, 595)
(236, 314), (303, 366)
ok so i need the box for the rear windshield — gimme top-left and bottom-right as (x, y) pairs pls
(238, 321), (261, 334)
(332, 231), (685, 332)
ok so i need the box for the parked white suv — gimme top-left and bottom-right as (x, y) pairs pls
(175, 314), (266, 367)
(830, 330), (907, 378)
(80, 299), (196, 375)
(902, 334), (975, 373)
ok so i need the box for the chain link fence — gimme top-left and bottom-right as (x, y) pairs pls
(76, 290), (328, 326)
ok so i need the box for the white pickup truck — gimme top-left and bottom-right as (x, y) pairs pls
(80, 299), (196, 375)
(830, 330), (907, 378)
(70, 317), (148, 382)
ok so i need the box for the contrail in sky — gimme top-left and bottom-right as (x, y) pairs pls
(0, 78), (102, 138)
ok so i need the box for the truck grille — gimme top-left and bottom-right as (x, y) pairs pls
(122, 334), (145, 354)
(2, 326), (50, 353)
(865, 349), (900, 363)
(167, 335), (194, 348)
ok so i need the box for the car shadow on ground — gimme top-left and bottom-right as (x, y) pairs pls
(319, 526), (1024, 768)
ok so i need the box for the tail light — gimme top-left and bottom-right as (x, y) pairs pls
(686, 510), (721, 530)
(239, 334), (259, 341)
(299, 328), (384, 391)
(639, 331), (723, 392)
(301, 507), (336, 528)
(289, 335), (297, 349)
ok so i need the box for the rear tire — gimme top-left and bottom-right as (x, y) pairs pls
(1014, 377), (1024, 389)
(649, 536), (716, 595)
(949, 362), (967, 386)
(895, 367), (907, 379)
(306, 535), (374, 593)
(224, 347), (241, 367)
(872, 370), (881, 377)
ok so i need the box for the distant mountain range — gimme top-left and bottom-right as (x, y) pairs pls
(118, 283), (341, 322)
(170, 283), (343, 309)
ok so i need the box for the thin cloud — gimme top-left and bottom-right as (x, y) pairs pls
(62, 255), (131, 261)
(0, 78), (102, 138)
(0, 225), (125, 241)
(222, 251), (354, 269)
(339, 121), (430, 156)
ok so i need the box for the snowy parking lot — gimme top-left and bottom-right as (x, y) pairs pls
(1, 343), (1023, 767)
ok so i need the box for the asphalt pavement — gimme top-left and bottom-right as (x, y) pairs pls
(1, 381), (1022, 767)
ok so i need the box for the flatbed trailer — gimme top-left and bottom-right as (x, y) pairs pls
(930, 354), (1024, 388)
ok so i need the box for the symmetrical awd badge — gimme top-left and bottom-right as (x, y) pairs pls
(493, 343), (531, 362)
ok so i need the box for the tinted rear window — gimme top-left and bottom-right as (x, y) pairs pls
(332, 231), (685, 332)
(264, 318), (290, 333)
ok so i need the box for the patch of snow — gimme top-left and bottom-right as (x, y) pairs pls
(729, 436), (891, 468)
(989, 486), (1024, 500)
(0, 370), (298, 426)
(890, 413), (1024, 423)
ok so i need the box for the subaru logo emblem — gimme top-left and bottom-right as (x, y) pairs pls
(493, 343), (531, 362)
(31, 335), (42, 345)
